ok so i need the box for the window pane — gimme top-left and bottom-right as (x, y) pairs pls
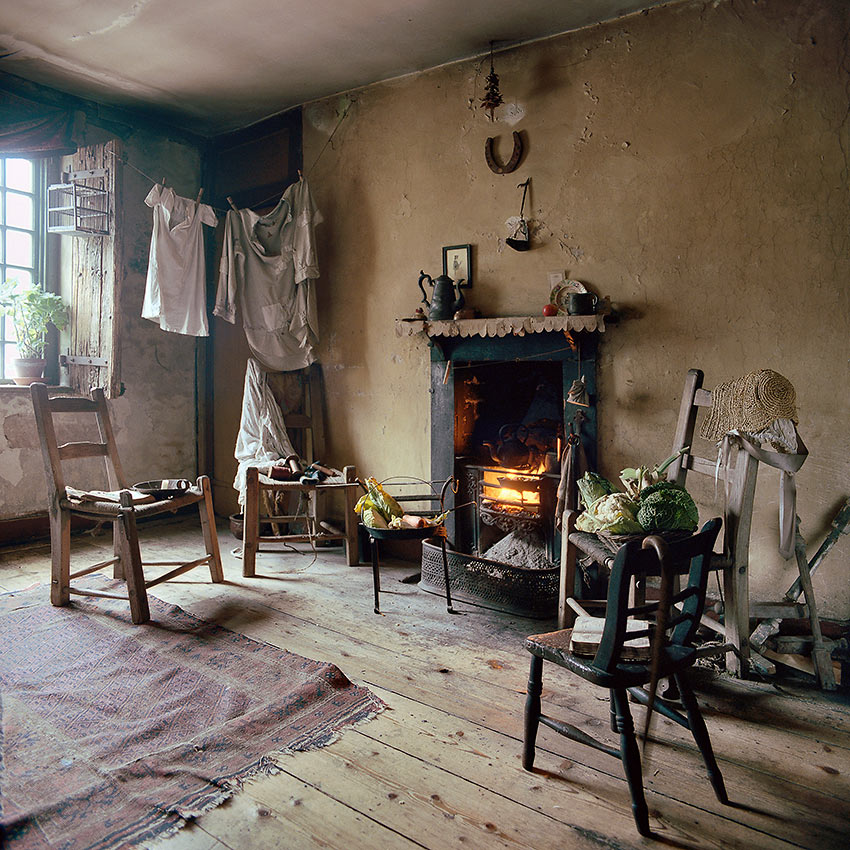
(5, 268), (33, 289)
(5, 159), (34, 192)
(1, 156), (42, 381)
(5, 230), (33, 267)
(6, 192), (34, 230)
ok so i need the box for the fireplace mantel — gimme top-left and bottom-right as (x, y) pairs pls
(396, 314), (607, 339)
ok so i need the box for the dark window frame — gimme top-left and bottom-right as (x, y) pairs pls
(0, 157), (48, 382)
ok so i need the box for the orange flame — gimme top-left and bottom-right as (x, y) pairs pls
(481, 462), (546, 508)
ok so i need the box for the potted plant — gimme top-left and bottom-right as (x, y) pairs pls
(0, 280), (70, 385)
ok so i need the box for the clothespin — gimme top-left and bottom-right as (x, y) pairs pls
(297, 169), (303, 181)
(161, 177), (167, 187)
(226, 196), (238, 212)
(195, 188), (204, 203)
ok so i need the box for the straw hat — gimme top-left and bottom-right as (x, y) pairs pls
(700, 369), (798, 442)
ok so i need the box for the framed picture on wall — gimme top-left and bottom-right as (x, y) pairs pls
(442, 244), (472, 288)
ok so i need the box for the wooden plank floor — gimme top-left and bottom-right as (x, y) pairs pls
(2, 516), (848, 850)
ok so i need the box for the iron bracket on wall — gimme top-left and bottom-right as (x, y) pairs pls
(60, 354), (109, 368)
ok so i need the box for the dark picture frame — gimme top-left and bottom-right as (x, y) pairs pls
(442, 244), (472, 288)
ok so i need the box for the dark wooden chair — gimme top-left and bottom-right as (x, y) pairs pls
(560, 368), (758, 677)
(524, 518), (727, 837)
(31, 382), (223, 624)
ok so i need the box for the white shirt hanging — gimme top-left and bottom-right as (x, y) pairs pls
(214, 177), (322, 371)
(142, 184), (218, 337)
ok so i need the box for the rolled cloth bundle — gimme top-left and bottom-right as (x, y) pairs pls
(700, 369), (797, 442)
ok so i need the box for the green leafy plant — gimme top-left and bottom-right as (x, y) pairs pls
(0, 280), (69, 359)
(618, 446), (689, 499)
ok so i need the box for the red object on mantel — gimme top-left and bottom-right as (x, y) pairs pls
(542, 303), (558, 317)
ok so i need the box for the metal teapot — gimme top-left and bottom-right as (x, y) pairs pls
(418, 270), (465, 321)
(483, 424), (532, 469)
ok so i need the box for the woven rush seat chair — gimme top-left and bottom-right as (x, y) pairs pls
(31, 382), (223, 624)
(243, 463), (360, 575)
(524, 518), (728, 837)
(239, 364), (360, 575)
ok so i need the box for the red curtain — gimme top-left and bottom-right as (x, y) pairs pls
(0, 89), (79, 157)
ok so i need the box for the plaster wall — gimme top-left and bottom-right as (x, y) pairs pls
(303, 0), (850, 617)
(0, 128), (203, 520)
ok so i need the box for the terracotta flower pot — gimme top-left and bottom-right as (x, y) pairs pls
(12, 357), (46, 386)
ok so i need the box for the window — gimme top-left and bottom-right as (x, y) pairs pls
(1, 157), (46, 381)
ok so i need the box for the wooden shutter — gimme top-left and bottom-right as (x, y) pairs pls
(67, 139), (123, 398)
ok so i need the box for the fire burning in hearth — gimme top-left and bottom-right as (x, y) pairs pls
(480, 465), (546, 515)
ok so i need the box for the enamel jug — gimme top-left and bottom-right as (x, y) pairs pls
(418, 270), (465, 321)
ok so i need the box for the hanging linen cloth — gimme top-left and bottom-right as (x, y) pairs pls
(141, 184), (217, 336)
(215, 177), (322, 371)
(233, 358), (298, 507)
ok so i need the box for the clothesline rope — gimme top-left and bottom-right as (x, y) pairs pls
(106, 98), (355, 214)
(244, 98), (355, 210)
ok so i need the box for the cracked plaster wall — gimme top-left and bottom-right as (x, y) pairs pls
(0, 129), (202, 522)
(304, 0), (850, 618)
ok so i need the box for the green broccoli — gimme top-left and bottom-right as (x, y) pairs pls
(637, 487), (699, 533)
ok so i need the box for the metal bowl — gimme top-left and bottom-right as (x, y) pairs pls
(133, 479), (191, 499)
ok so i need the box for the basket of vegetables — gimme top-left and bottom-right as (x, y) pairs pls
(574, 450), (700, 554)
(354, 477), (448, 539)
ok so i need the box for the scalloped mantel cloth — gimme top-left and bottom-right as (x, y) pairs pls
(395, 314), (607, 338)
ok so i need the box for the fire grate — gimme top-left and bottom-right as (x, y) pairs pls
(419, 541), (558, 619)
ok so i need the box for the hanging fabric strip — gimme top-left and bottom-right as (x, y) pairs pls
(722, 428), (808, 560)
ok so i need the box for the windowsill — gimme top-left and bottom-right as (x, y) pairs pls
(0, 383), (75, 395)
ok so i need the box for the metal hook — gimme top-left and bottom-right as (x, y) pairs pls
(517, 178), (530, 218)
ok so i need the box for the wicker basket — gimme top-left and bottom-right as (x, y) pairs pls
(419, 541), (559, 619)
(595, 529), (695, 555)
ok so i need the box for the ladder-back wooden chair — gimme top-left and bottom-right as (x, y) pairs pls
(525, 519), (727, 837)
(662, 368), (758, 677)
(242, 365), (359, 576)
(31, 383), (223, 624)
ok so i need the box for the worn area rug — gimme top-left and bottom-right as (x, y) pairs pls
(0, 583), (385, 850)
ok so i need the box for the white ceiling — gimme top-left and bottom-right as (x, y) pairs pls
(0, 1), (665, 136)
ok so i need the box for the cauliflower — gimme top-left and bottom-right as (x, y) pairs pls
(575, 492), (643, 534)
(636, 486), (699, 533)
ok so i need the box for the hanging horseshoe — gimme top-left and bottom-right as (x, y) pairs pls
(485, 131), (524, 174)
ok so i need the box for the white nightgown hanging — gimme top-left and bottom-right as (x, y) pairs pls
(142, 184), (218, 337)
(214, 176), (322, 371)
(233, 358), (298, 507)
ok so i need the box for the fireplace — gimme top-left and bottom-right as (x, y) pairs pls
(397, 314), (608, 617)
